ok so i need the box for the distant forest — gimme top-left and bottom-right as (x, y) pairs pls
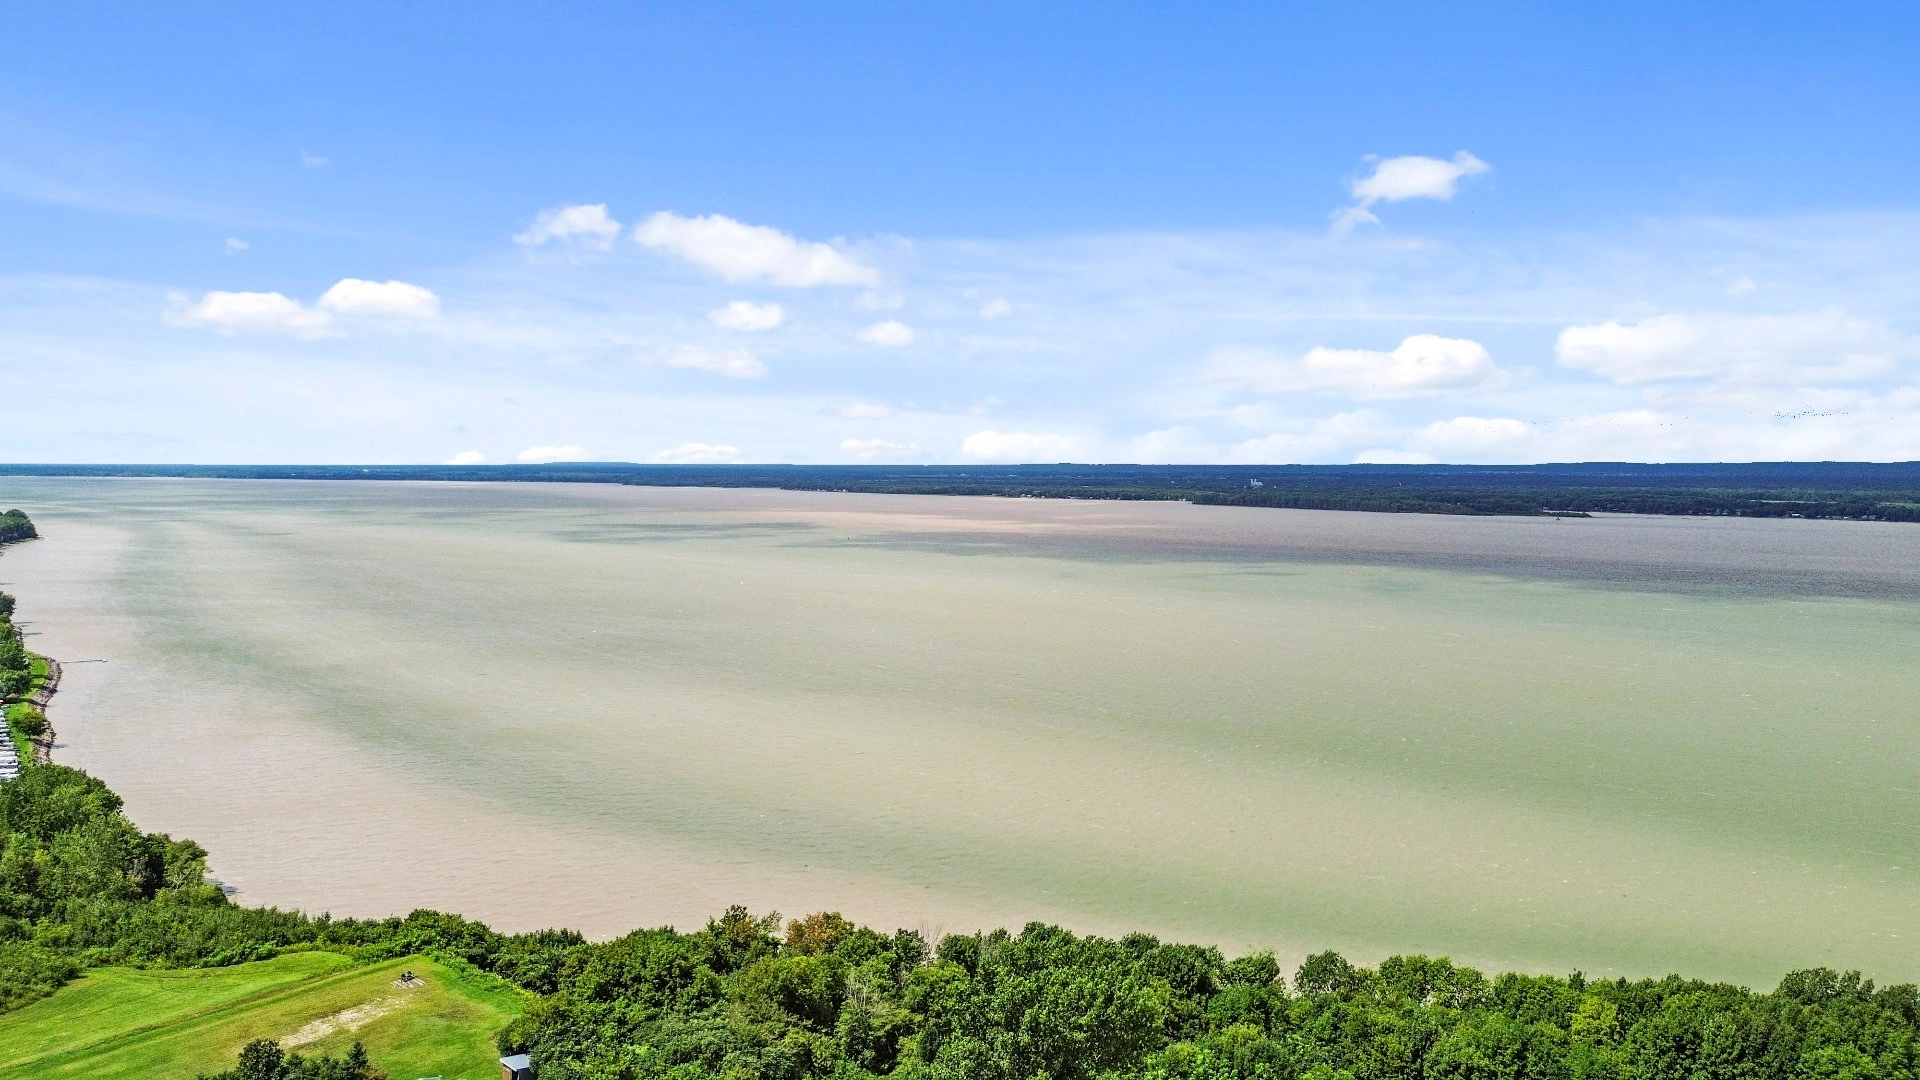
(6, 461), (1920, 520)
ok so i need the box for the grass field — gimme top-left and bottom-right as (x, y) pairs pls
(0, 952), (526, 1080)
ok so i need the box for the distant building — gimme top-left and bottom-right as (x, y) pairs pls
(500, 1053), (533, 1080)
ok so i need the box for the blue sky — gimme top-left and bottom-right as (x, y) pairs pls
(3, 1), (1918, 464)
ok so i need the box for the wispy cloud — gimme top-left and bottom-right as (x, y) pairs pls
(651, 441), (742, 464)
(662, 345), (767, 379)
(1332, 151), (1489, 235)
(1208, 335), (1506, 400)
(1556, 309), (1905, 386)
(515, 204), (622, 250)
(839, 437), (919, 460)
(517, 444), (595, 463)
(856, 320), (914, 347)
(962, 430), (1085, 462)
(166, 291), (338, 338)
(634, 212), (879, 287)
(708, 300), (785, 331)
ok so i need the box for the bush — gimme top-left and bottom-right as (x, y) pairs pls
(9, 704), (46, 738)
(197, 1039), (387, 1080)
(0, 941), (82, 1012)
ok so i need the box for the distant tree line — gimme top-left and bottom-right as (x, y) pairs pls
(6, 465), (1920, 520)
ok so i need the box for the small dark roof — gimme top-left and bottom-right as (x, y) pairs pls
(501, 1053), (532, 1069)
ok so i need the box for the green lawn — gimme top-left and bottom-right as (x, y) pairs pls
(5, 702), (40, 760)
(0, 952), (526, 1080)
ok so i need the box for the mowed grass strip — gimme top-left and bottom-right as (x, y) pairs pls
(0, 953), (525, 1080)
(0, 952), (354, 1067)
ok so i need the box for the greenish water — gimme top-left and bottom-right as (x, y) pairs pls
(2, 478), (1917, 986)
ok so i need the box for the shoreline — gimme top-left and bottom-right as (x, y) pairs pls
(1, 535), (56, 771)
(4, 463), (1918, 523)
(26, 655), (58, 764)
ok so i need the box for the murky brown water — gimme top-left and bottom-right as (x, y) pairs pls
(2, 478), (1917, 986)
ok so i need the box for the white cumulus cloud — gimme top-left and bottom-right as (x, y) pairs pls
(978, 297), (1011, 320)
(839, 438), (919, 461)
(1209, 334), (1503, 400)
(839, 402), (894, 419)
(961, 430), (1084, 463)
(651, 442), (742, 464)
(168, 291), (336, 338)
(170, 279), (438, 337)
(316, 278), (441, 319)
(517, 445), (596, 463)
(856, 320), (915, 347)
(1555, 309), (1905, 385)
(663, 345), (768, 379)
(224, 237), (249, 253)
(633, 212), (879, 287)
(1333, 151), (1489, 234)
(708, 300), (785, 331)
(445, 450), (486, 465)
(514, 203), (623, 249)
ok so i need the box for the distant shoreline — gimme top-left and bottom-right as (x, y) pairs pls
(4, 460), (1919, 521)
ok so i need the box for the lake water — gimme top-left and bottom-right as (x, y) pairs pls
(2, 478), (1917, 986)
